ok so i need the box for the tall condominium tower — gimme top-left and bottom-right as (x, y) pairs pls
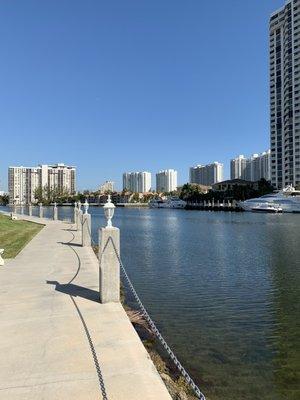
(230, 151), (271, 181)
(189, 162), (223, 186)
(230, 155), (248, 180)
(156, 169), (177, 192)
(8, 163), (76, 205)
(270, 0), (300, 188)
(122, 171), (151, 193)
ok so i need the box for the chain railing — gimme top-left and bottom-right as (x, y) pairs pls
(8, 204), (206, 399)
(79, 212), (97, 246)
(100, 235), (206, 400)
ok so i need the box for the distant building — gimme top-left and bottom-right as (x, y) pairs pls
(8, 163), (76, 205)
(190, 162), (223, 186)
(99, 180), (114, 193)
(156, 169), (177, 192)
(122, 171), (151, 193)
(230, 155), (248, 180)
(230, 151), (271, 181)
(270, 1), (300, 188)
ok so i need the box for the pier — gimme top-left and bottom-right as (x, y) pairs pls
(186, 200), (243, 212)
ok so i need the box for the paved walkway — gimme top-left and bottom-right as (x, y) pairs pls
(0, 215), (171, 400)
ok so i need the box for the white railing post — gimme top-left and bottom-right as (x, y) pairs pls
(77, 201), (82, 231)
(28, 204), (32, 216)
(39, 203), (43, 218)
(82, 199), (91, 247)
(73, 202), (78, 225)
(99, 195), (119, 303)
(53, 202), (58, 220)
(0, 249), (4, 266)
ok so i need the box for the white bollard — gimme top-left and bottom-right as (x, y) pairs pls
(99, 195), (119, 303)
(53, 202), (58, 220)
(82, 214), (91, 247)
(39, 203), (43, 218)
(77, 209), (83, 231)
(0, 249), (4, 266)
(99, 227), (120, 303)
(73, 202), (78, 225)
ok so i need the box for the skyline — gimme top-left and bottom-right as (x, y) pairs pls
(0, 0), (284, 191)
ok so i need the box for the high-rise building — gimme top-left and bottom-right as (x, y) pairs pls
(270, 0), (300, 188)
(8, 164), (76, 205)
(230, 151), (271, 182)
(260, 150), (272, 182)
(122, 171), (151, 192)
(156, 169), (177, 192)
(230, 155), (248, 180)
(189, 162), (223, 186)
(99, 181), (115, 193)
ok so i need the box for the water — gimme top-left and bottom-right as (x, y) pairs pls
(2, 206), (300, 399)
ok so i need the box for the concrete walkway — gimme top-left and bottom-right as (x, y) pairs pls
(0, 215), (172, 400)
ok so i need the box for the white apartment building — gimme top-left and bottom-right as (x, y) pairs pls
(189, 162), (223, 186)
(230, 155), (248, 180)
(99, 181), (115, 193)
(270, 1), (300, 188)
(8, 163), (76, 204)
(122, 171), (151, 193)
(230, 151), (271, 182)
(156, 169), (177, 192)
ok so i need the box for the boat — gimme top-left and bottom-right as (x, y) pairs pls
(149, 196), (187, 209)
(238, 185), (300, 213)
(251, 203), (282, 213)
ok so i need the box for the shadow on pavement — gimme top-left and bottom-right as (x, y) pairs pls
(46, 280), (99, 303)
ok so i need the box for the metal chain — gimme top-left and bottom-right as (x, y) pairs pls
(79, 212), (97, 246)
(101, 236), (206, 400)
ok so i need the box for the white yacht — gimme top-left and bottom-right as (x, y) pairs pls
(149, 196), (187, 209)
(251, 203), (282, 213)
(238, 185), (300, 213)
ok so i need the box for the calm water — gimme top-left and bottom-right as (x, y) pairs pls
(3, 206), (300, 399)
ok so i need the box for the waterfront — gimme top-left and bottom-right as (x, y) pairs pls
(2, 206), (300, 399)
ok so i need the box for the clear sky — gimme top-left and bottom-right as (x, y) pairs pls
(0, 0), (284, 191)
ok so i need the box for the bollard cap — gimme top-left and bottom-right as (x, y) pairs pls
(103, 195), (115, 227)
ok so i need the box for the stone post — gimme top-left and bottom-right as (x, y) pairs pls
(217, 200), (220, 207)
(77, 209), (83, 231)
(0, 249), (4, 266)
(82, 214), (91, 247)
(212, 198), (215, 207)
(99, 227), (120, 303)
(28, 204), (32, 216)
(20, 204), (24, 215)
(53, 202), (58, 220)
(39, 203), (43, 218)
(73, 202), (78, 225)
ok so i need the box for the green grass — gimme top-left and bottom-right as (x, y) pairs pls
(0, 214), (44, 258)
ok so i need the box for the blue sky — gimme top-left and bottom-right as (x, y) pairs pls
(0, 0), (283, 191)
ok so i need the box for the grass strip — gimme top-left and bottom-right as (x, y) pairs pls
(0, 214), (44, 259)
